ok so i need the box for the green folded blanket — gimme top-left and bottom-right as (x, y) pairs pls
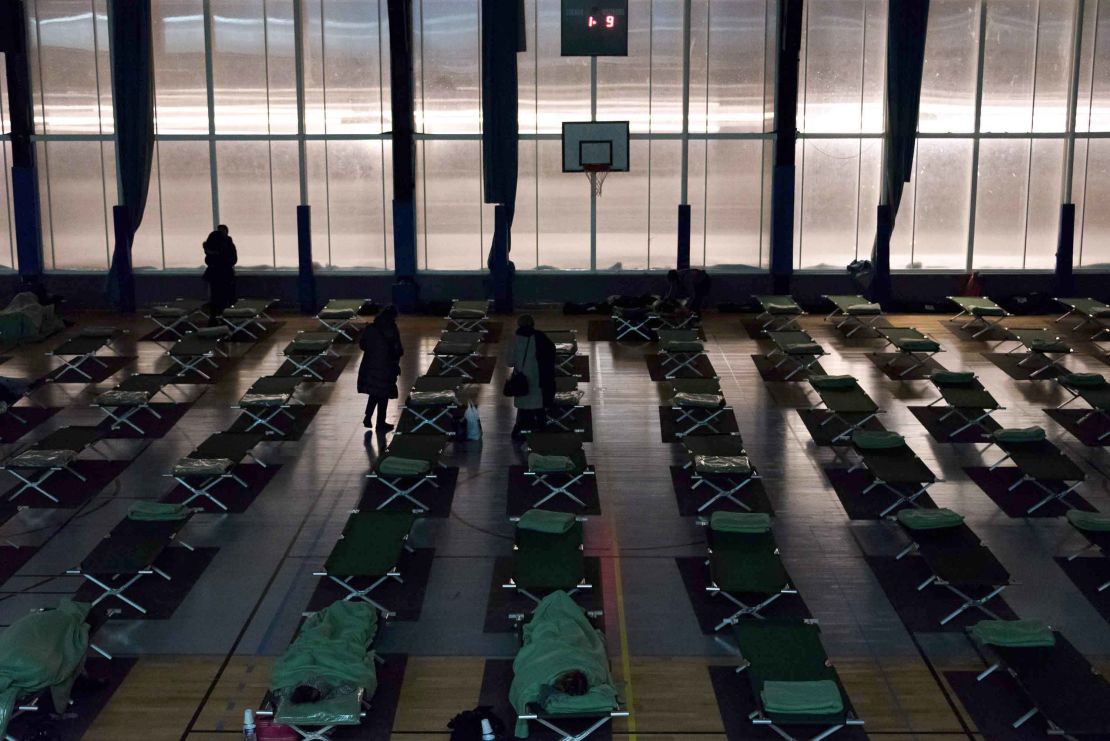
(1063, 372), (1107, 388)
(710, 511), (771, 534)
(694, 455), (752, 475)
(528, 453), (578, 474)
(784, 342), (823, 355)
(896, 338), (940, 352)
(932, 371), (975, 385)
(809, 375), (856, 390)
(990, 427), (1045, 444)
(378, 456), (432, 477)
(1030, 339), (1069, 353)
(897, 508), (963, 530)
(970, 305), (1005, 317)
(1066, 509), (1110, 532)
(128, 501), (189, 522)
(846, 303), (881, 315)
(518, 509), (576, 534)
(761, 679), (843, 716)
(765, 302), (800, 314)
(970, 619), (1055, 648)
(852, 430), (905, 450)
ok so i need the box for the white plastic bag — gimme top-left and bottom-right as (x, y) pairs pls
(464, 402), (482, 440)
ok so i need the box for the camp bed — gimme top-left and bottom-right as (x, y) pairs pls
(1, 426), (105, 505)
(263, 600), (381, 741)
(766, 331), (826, 380)
(547, 376), (587, 433)
(233, 375), (307, 435)
(1056, 296), (1110, 339)
(876, 326), (942, 377)
(280, 331), (340, 381)
(823, 294), (884, 337)
(656, 328), (711, 379)
(610, 305), (654, 341)
(75, 325), (128, 353)
(316, 298), (373, 340)
(313, 509), (418, 617)
(1063, 510), (1110, 592)
(166, 432), (268, 511)
(806, 375), (881, 444)
(652, 303), (700, 331)
(967, 620), (1110, 736)
(999, 328), (1072, 378)
(218, 297), (278, 340)
(980, 427), (1086, 514)
(847, 431), (936, 517)
(510, 591), (627, 741)
(44, 334), (116, 381)
(446, 299), (492, 334)
(1055, 372), (1110, 441)
(523, 432), (594, 509)
(547, 329), (583, 377)
(145, 298), (208, 339)
(925, 371), (1003, 439)
(431, 331), (482, 379)
(702, 512), (796, 629)
(399, 376), (463, 434)
(164, 327), (231, 379)
(893, 508), (1011, 625)
(92, 374), (177, 434)
(682, 434), (760, 512)
(504, 509), (589, 605)
(0, 377), (34, 427)
(366, 433), (448, 512)
(732, 619), (863, 741)
(754, 295), (804, 332)
(667, 378), (732, 437)
(66, 502), (195, 615)
(948, 296), (1011, 338)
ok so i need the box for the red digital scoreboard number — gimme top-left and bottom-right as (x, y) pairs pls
(561, 0), (628, 57)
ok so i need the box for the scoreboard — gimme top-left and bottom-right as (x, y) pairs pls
(561, 0), (629, 57)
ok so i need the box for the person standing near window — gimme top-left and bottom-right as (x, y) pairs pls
(358, 306), (403, 432)
(510, 314), (556, 441)
(202, 224), (238, 318)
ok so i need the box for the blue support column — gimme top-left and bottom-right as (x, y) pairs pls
(388, 0), (419, 312)
(1056, 203), (1075, 297)
(676, 204), (691, 270)
(769, 0), (803, 294)
(297, 205), (316, 314)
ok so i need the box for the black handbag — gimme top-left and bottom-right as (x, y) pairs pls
(503, 337), (532, 397)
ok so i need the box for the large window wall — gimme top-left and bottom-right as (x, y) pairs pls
(1, 52), (15, 269)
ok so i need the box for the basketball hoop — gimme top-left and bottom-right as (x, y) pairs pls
(584, 163), (611, 197)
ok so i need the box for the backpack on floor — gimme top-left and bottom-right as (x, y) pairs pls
(448, 705), (506, 740)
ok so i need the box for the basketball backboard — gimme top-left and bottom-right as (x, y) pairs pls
(562, 121), (630, 172)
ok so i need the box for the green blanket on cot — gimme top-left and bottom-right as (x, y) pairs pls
(518, 509), (576, 534)
(761, 679), (844, 716)
(270, 601), (379, 727)
(128, 501), (190, 521)
(0, 600), (91, 739)
(510, 591), (619, 738)
(970, 619), (1056, 648)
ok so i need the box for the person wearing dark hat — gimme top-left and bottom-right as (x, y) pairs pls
(202, 224), (238, 317)
(357, 305), (404, 431)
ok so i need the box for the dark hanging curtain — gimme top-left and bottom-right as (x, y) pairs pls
(871, 0), (929, 304)
(482, 0), (524, 313)
(106, 0), (155, 312)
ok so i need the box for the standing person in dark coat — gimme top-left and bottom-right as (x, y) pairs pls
(357, 306), (403, 431)
(202, 225), (238, 317)
(510, 314), (556, 440)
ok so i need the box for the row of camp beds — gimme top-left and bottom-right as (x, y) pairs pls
(145, 297), (278, 340)
(611, 302), (700, 341)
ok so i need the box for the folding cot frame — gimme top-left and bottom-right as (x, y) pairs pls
(846, 438), (937, 517)
(2, 427), (106, 505)
(218, 298), (279, 340)
(502, 516), (591, 605)
(523, 432), (595, 509)
(1055, 376), (1110, 442)
(753, 295), (805, 333)
(0, 378), (37, 428)
(805, 379), (882, 444)
(233, 376), (307, 436)
(1055, 297), (1110, 340)
(446, 299), (492, 334)
(280, 331), (340, 381)
(546, 376), (587, 434)
(611, 306), (655, 341)
(682, 434), (760, 513)
(92, 374), (178, 434)
(765, 330), (827, 380)
(1065, 514), (1110, 592)
(668, 378), (732, 438)
(166, 432), (269, 511)
(998, 329), (1073, 379)
(313, 509), (418, 618)
(316, 298), (373, 340)
(164, 331), (229, 380)
(876, 326), (942, 377)
(654, 306), (700, 331)
(44, 335), (116, 382)
(657, 328), (712, 379)
(145, 299), (209, 340)
(431, 331), (483, 379)
(699, 518), (796, 630)
(547, 329), (583, 377)
(66, 514), (195, 615)
(925, 374), (1003, 439)
(366, 434), (448, 512)
(947, 296), (1012, 339)
(979, 435), (1085, 514)
(400, 376), (463, 435)
(823, 294), (884, 337)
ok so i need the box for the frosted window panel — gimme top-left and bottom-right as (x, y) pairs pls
(93, 0), (112, 130)
(1078, 139), (1110, 267)
(153, 0), (208, 134)
(266, 0), (298, 135)
(859, 0), (886, 133)
(132, 145), (163, 270)
(42, 141), (110, 269)
(688, 0), (709, 136)
(980, 0), (1037, 133)
(1071, 137), (1088, 267)
(216, 141), (274, 268)
(0, 52), (9, 134)
(327, 139), (388, 269)
(1076, 0), (1110, 133)
(302, 0), (326, 133)
(503, 140), (538, 270)
(34, 0), (104, 134)
(892, 139), (972, 269)
(706, 0), (772, 134)
(649, 0), (684, 135)
(919, 0), (978, 133)
(0, 142), (13, 269)
(597, 0), (651, 132)
(535, 0), (590, 132)
(1031, 0), (1077, 133)
(304, 140), (331, 262)
(211, 1), (267, 134)
(518, 0), (538, 134)
(973, 139), (1031, 269)
(799, 1), (881, 133)
(705, 139), (765, 269)
(322, 0), (388, 135)
(269, 142), (300, 268)
(645, 141), (680, 269)
(796, 139), (863, 269)
(417, 0), (479, 134)
(687, 139), (707, 268)
(537, 140), (589, 269)
(158, 141), (212, 268)
(596, 140), (648, 270)
(419, 140), (481, 269)
(1024, 138), (1064, 269)
(855, 138), (882, 261)
(35, 143), (53, 267)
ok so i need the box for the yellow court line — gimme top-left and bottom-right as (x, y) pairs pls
(610, 528), (636, 739)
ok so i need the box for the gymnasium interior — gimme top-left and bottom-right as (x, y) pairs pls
(2, 0), (1110, 739)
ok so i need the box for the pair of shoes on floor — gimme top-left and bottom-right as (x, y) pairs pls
(365, 419), (395, 432)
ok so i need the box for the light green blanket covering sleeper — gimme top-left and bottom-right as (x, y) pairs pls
(510, 591), (619, 738)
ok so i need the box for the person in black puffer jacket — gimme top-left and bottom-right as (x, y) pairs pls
(357, 305), (403, 431)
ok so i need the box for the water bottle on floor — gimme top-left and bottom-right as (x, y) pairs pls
(243, 708), (258, 741)
(481, 718), (496, 740)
